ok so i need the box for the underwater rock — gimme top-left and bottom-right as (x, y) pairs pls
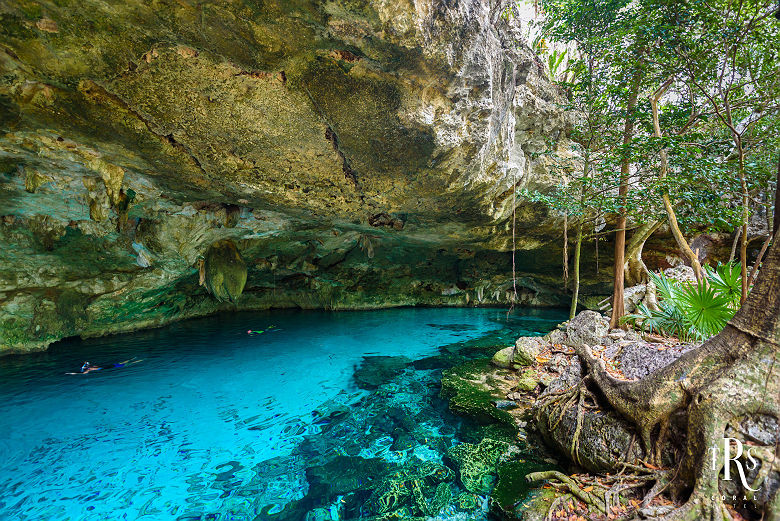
(303, 508), (331, 521)
(440, 359), (517, 430)
(363, 460), (455, 517)
(203, 239), (247, 303)
(490, 460), (547, 520)
(390, 428), (416, 451)
(444, 438), (512, 495)
(353, 356), (411, 389)
(306, 455), (390, 500)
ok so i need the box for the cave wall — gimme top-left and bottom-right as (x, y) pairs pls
(0, 0), (591, 354)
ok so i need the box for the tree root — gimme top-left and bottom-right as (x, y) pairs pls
(654, 491), (732, 521)
(544, 495), (568, 521)
(527, 470), (608, 514)
(535, 379), (598, 468)
(535, 241), (780, 520)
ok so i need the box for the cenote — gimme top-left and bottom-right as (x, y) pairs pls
(0, 307), (566, 521)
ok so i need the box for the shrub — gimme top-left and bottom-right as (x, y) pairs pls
(622, 263), (742, 341)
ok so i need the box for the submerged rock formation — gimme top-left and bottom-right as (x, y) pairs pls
(0, 0), (593, 353)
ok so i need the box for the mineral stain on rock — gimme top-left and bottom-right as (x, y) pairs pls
(203, 239), (247, 303)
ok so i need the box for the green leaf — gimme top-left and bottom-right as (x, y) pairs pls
(675, 280), (735, 340)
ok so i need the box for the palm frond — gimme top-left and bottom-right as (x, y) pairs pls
(704, 262), (742, 309)
(676, 280), (735, 340)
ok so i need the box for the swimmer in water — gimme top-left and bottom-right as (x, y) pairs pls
(247, 325), (278, 335)
(66, 358), (142, 375)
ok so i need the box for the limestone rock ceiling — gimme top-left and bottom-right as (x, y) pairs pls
(0, 0), (579, 353)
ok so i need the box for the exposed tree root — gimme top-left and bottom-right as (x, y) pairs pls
(527, 471), (608, 514)
(570, 333), (780, 520)
(532, 241), (780, 519)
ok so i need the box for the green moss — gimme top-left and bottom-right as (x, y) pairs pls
(510, 488), (563, 521)
(516, 369), (540, 392)
(17, 1), (43, 20)
(490, 459), (556, 519)
(0, 317), (31, 346)
(445, 438), (510, 495)
(440, 359), (516, 430)
(365, 461), (455, 517)
(56, 289), (89, 327)
(0, 14), (36, 39)
(24, 168), (49, 193)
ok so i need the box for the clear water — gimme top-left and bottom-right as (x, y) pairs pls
(0, 307), (566, 520)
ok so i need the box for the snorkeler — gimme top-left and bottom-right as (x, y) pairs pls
(247, 325), (279, 335)
(66, 358), (142, 375)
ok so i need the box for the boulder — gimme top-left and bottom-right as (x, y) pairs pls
(491, 346), (515, 369)
(440, 360), (516, 430)
(622, 284), (646, 314)
(542, 328), (567, 345)
(513, 336), (545, 366)
(664, 265), (697, 283)
(565, 311), (609, 348)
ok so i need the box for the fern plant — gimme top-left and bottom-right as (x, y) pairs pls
(622, 264), (742, 341)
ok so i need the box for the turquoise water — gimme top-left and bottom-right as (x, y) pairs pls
(0, 307), (565, 520)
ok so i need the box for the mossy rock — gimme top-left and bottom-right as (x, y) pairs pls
(0, 317), (31, 346)
(204, 239), (247, 302)
(364, 461), (455, 517)
(490, 459), (556, 520)
(56, 289), (89, 328)
(444, 438), (511, 495)
(491, 346), (514, 368)
(517, 488), (568, 521)
(440, 359), (516, 430)
(516, 369), (539, 392)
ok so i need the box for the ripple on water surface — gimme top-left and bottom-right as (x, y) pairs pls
(0, 307), (566, 520)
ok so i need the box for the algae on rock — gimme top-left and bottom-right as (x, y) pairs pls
(203, 239), (247, 303)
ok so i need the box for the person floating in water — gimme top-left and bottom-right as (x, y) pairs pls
(247, 325), (279, 335)
(67, 358), (142, 375)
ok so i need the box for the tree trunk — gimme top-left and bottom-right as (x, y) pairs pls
(610, 68), (643, 329)
(624, 220), (662, 287)
(570, 218), (583, 320)
(774, 154), (779, 235)
(738, 141), (749, 304)
(650, 79), (704, 281)
(570, 151), (591, 319)
(729, 227), (741, 263)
